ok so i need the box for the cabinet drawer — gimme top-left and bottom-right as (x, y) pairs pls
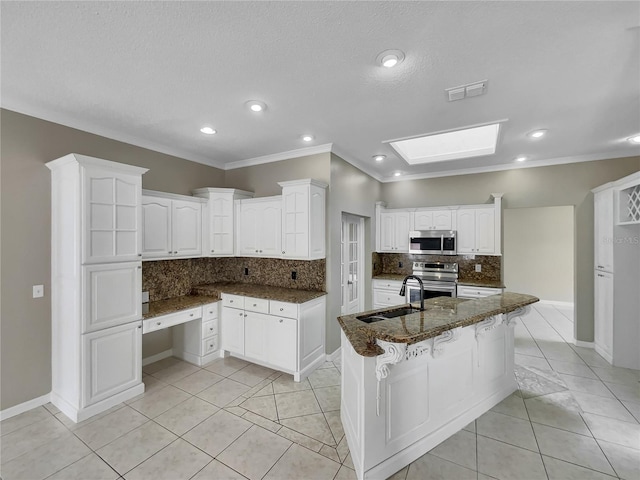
(244, 297), (270, 314)
(202, 302), (218, 320)
(222, 294), (244, 309)
(372, 280), (403, 291)
(269, 300), (298, 319)
(373, 289), (406, 307)
(457, 286), (502, 298)
(202, 336), (218, 355)
(202, 319), (218, 339)
(143, 306), (201, 334)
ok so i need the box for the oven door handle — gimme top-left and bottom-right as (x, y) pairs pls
(440, 234), (444, 255)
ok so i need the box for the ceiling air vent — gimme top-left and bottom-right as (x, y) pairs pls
(446, 80), (488, 102)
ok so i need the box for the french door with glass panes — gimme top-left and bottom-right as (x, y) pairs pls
(341, 214), (364, 314)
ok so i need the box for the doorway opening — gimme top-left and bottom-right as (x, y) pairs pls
(341, 213), (365, 315)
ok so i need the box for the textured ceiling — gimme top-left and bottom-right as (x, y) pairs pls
(2, 1), (639, 181)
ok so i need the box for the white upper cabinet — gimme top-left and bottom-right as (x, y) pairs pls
(83, 165), (143, 264)
(412, 209), (453, 231)
(192, 188), (254, 257)
(142, 190), (205, 260)
(456, 207), (496, 254)
(378, 210), (410, 252)
(278, 179), (327, 260)
(594, 188), (614, 272)
(237, 196), (282, 257)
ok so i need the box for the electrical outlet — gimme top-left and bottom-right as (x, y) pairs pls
(475, 264), (482, 273)
(398, 262), (403, 268)
(33, 285), (44, 298)
(244, 267), (249, 275)
(291, 271), (297, 280)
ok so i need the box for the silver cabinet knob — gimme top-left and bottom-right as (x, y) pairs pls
(189, 313), (194, 317)
(280, 308), (284, 311)
(253, 303), (257, 307)
(138, 253), (142, 257)
(279, 319), (283, 323)
(244, 313), (247, 317)
(211, 250), (215, 253)
(230, 300), (233, 303)
(239, 312), (243, 316)
(156, 322), (161, 326)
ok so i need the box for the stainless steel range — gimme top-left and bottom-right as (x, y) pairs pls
(404, 262), (458, 303)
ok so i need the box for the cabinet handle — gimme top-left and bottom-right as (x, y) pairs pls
(598, 274), (604, 277)
(189, 313), (194, 317)
(282, 251), (285, 254)
(156, 322), (161, 326)
(209, 327), (214, 332)
(597, 265), (603, 269)
(280, 308), (284, 311)
(137, 266), (142, 269)
(244, 313), (247, 317)
(174, 251), (178, 254)
(239, 312), (243, 316)
(259, 250), (263, 253)
(138, 253), (142, 257)
(279, 319), (283, 323)
(255, 250), (259, 253)
(209, 310), (213, 314)
(209, 344), (214, 348)
(138, 325), (142, 329)
(230, 300), (233, 303)
(168, 251), (172, 254)
(211, 250), (215, 253)
(253, 303), (257, 307)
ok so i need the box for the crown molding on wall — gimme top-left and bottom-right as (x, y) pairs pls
(329, 145), (385, 183)
(224, 143), (333, 170)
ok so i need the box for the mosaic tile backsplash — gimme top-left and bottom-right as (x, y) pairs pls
(143, 257), (326, 301)
(373, 252), (502, 284)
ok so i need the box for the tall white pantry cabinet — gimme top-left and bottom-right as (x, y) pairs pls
(47, 154), (148, 423)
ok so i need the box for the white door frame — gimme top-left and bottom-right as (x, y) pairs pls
(341, 213), (365, 315)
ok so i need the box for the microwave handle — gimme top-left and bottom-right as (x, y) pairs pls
(441, 234), (444, 255)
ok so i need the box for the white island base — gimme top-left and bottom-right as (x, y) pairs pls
(341, 308), (528, 480)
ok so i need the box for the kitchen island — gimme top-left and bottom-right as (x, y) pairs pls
(337, 293), (538, 480)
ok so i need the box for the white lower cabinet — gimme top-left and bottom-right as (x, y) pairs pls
(173, 302), (220, 366)
(221, 294), (325, 380)
(457, 285), (503, 299)
(594, 271), (614, 362)
(372, 279), (405, 309)
(83, 322), (142, 407)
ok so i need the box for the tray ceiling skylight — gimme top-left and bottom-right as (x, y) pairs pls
(388, 123), (501, 165)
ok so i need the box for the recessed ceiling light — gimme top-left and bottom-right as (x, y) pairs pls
(628, 134), (640, 144)
(301, 134), (314, 142)
(373, 155), (386, 162)
(527, 129), (548, 139)
(199, 126), (216, 135)
(515, 156), (527, 162)
(376, 49), (405, 68)
(393, 172), (402, 177)
(386, 123), (502, 165)
(246, 100), (267, 113)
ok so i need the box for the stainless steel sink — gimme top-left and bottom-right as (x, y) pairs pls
(357, 307), (422, 323)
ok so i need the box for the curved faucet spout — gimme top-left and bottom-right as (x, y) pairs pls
(400, 275), (425, 311)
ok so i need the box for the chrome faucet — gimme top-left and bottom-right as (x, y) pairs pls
(399, 275), (425, 311)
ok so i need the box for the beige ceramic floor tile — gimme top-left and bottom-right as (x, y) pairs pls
(217, 425), (292, 480)
(572, 391), (638, 423)
(150, 361), (200, 384)
(548, 359), (598, 379)
(525, 394), (591, 436)
(197, 378), (251, 407)
(308, 367), (341, 388)
(142, 356), (182, 375)
(0, 431), (90, 480)
(1, 415), (70, 464)
(318, 445), (341, 463)
(598, 438), (640, 480)
(591, 366), (640, 386)
(153, 396), (218, 436)
(172, 369), (224, 395)
(582, 412), (640, 449)
(183, 409), (252, 457)
(263, 443), (340, 480)
(55, 403), (126, 431)
(477, 435), (547, 480)
(532, 422), (616, 475)
(124, 439), (211, 480)
(313, 385), (341, 412)
(605, 381), (640, 403)
(490, 391), (529, 420)
(477, 410), (539, 452)
(324, 410), (345, 443)
(559, 373), (616, 398)
(97, 421), (177, 475)
(463, 420), (476, 433)
(241, 410), (282, 433)
(74, 406), (149, 450)
(280, 413), (336, 445)
(47, 453), (119, 480)
(622, 399), (640, 423)
(229, 363), (275, 387)
(276, 426), (324, 452)
(43, 402), (61, 415)
(128, 384), (191, 418)
(542, 455), (617, 480)
(428, 429), (477, 470)
(203, 356), (250, 377)
(0, 406), (51, 436)
(514, 353), (552, 370)
(275, 390), (321, 419)
(272, 375), (312, 394)
(406, 453), (477, 480)
(190, 459), (248, 480)
(334, 465), (358, 480)
(239, 394), (278, 421)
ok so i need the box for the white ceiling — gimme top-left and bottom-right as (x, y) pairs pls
(2, 1), (639, 182)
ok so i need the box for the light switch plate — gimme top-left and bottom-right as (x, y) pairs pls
(142, 291), (149, 303)
(33, 285), (44, 298)
(475, 264), (482, 272)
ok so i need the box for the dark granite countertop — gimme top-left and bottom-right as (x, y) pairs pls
(192, 282), (326, 304)
(372, 274), (407, 282)
(143, 295), (217, 319)
(338, 292), (539, 357)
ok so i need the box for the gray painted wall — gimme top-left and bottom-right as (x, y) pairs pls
(0, 109), (225, 410)
(381, 158), (640, 342)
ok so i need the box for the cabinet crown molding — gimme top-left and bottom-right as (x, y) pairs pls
(142, 189), (207, 203)
(46, 153), (149, 175)
(192, 187), (255, 197)
(277, 178), (328, 189)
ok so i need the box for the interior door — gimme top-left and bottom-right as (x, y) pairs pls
(342, 214), (364, 314)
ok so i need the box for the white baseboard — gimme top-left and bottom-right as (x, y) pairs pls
(538, 300), (575, 309)
(0, 393), (51, 421)
(142, 349), (174, 366)
(326, 347), (342, 362)
(574, 339), (595, 349)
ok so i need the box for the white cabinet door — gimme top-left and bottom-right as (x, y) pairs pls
(83, 322), (142, 407)
(172, 200), (202, 257)
(260, 200), (282, 256)
(594, 271), (613, 360)
(238, 203), (260, 255)
(267, 316), (297, 370)
(475, 208), (496, 253)
(281, 186), (309, 258)
(244, 311), (269, 362)
(221, 307), (245, 355)
(412, 210), (434, 231)
(594, 189), (614, 272)
(456, 209), (476, 253)
(433, 210), (453, 230)
(83, 168), (142, 264)
(83, 262), (142, 333)
(379, 212), (396, 252)
(142, 196), (172, 259)
(394, 212), (411, 252)
(210, 195), (234, 255)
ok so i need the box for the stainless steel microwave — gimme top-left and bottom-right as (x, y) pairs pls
(409, 230), (457, 255)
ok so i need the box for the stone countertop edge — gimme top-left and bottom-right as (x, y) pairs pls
(338, 292), (539, 357)
(373, 274), (505, 289)
(143, 294), (218, 319)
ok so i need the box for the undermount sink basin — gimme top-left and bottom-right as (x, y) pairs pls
(357, 307), (422, 323)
